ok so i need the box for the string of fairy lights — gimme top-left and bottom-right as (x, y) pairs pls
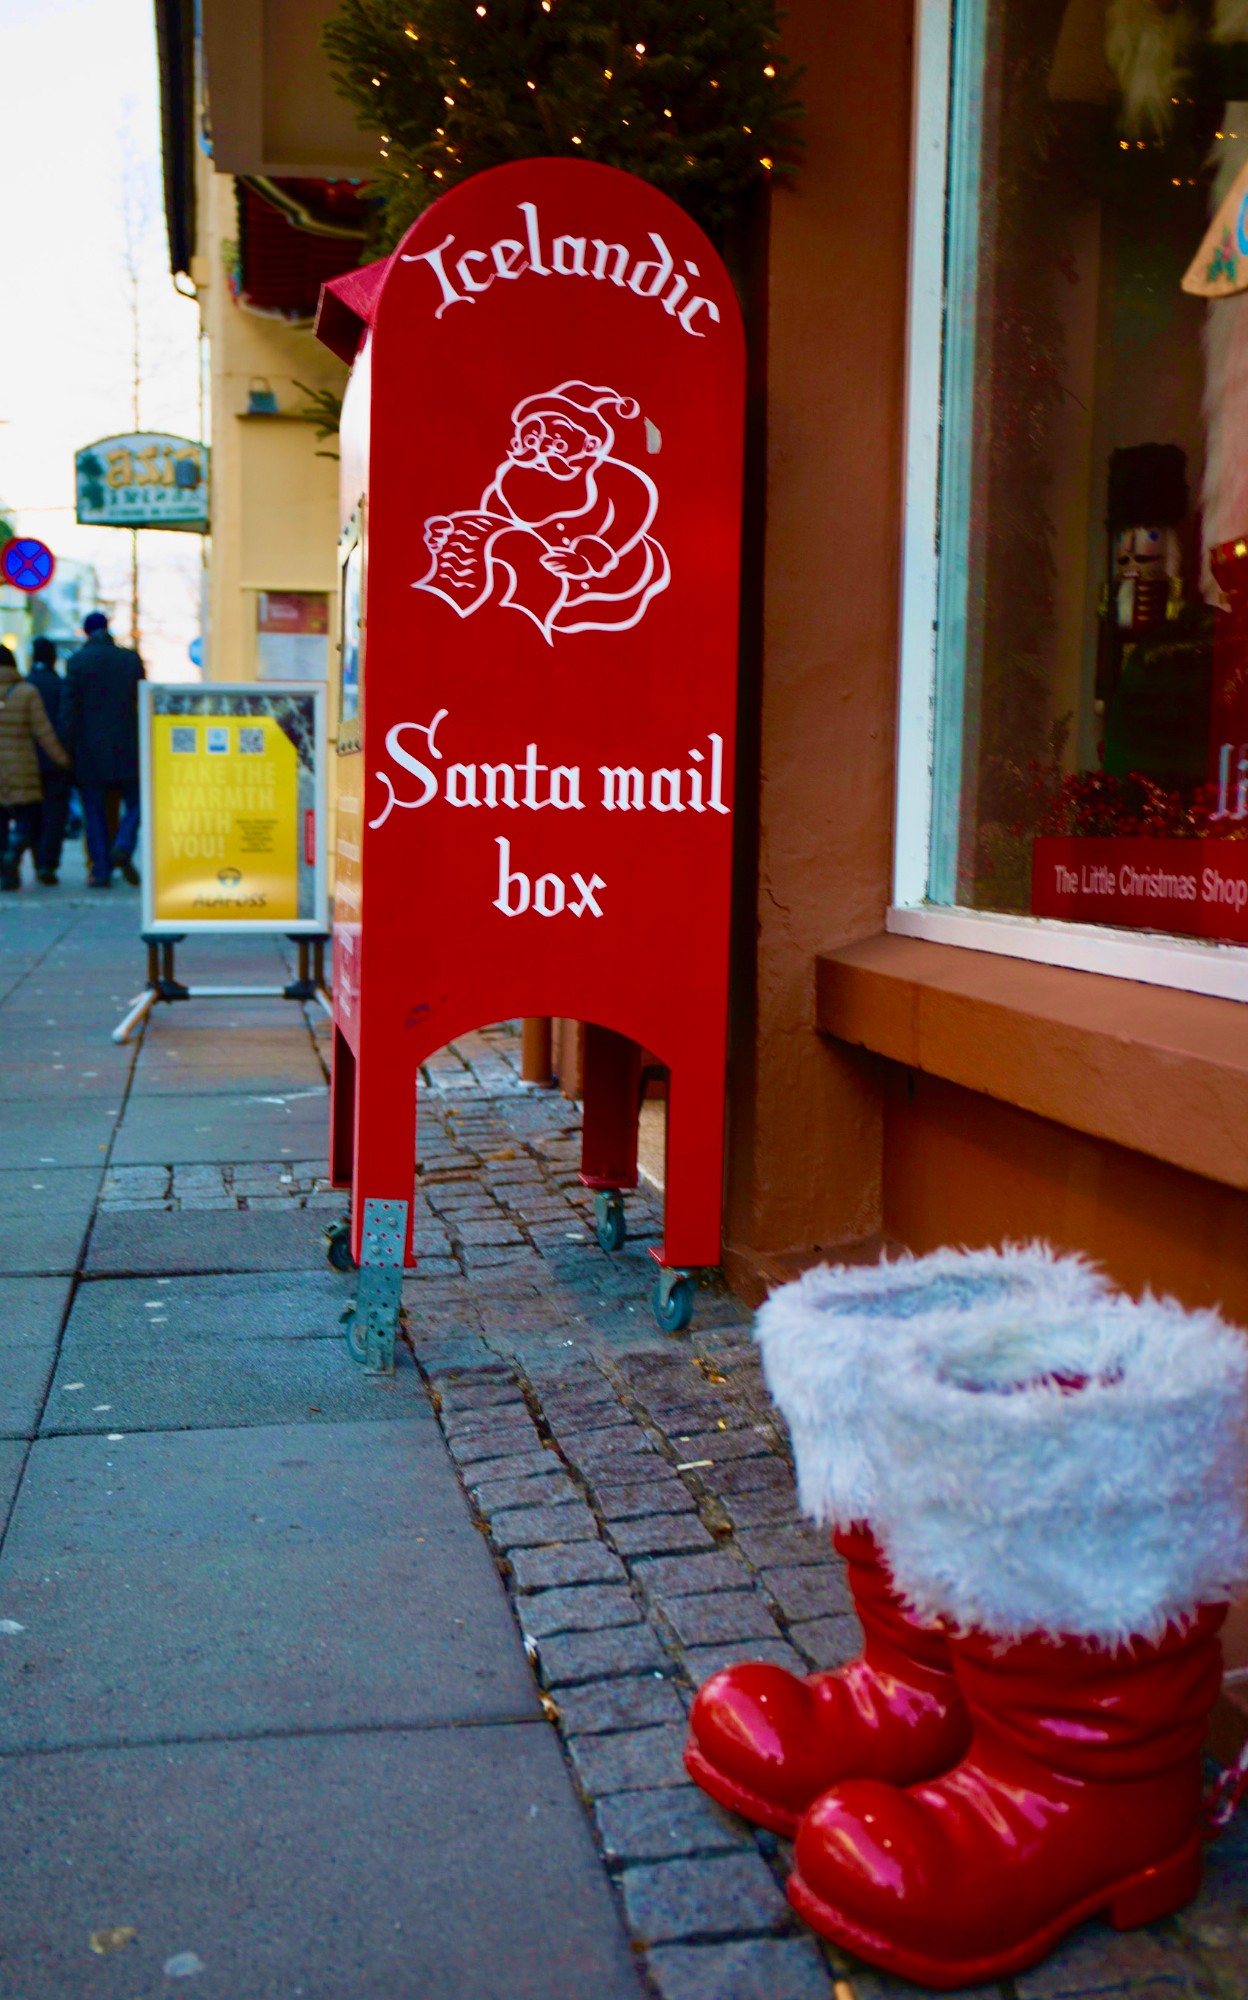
(319, 0), (796, 237)
(366, 17), (780, 181)
(1113, 96), (1248, 187)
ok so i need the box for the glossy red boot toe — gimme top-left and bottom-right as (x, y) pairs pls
(686, 1663), (846, 1836)
(684, 1526), (969, 1836)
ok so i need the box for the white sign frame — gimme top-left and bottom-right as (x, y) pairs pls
(138, 680), (329, 936)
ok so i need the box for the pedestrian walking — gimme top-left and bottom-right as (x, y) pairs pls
(0, 644), (70, 890)
(27, 637), (72, 884)
(65, 611), (145, 889)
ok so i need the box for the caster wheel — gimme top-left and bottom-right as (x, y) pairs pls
(653, 1274), (696, 1334)
(324, 1218), (356, 1272)
(594, 1189), (627, 1253)
(341, 1303), (367, 1364)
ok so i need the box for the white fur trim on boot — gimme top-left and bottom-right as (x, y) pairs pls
(755, 1244), (1109, 1531)
(875, 1293), (1248, 1648)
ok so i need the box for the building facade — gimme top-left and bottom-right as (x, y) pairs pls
(158, 0), (369, 696)
(159, 0), (1248, 1708)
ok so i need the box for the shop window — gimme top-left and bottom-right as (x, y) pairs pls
(907, 0), (1248, 982)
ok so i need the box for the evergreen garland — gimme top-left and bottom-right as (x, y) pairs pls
(322, 0), (802, 248)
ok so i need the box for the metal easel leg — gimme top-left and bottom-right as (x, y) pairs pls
(112, 986), (158, 1044)
(284, 931), (332, 1003)
(112, 936), (169, 1043)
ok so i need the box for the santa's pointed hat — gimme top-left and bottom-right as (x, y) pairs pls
(511, 381), (640, 452)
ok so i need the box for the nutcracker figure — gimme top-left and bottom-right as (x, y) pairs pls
(1097, 443), (1189, 710)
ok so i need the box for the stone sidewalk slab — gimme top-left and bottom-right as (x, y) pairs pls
(128, 1060), (325, 1099)
(0, 1420), (538, 1752)
(0, 1098), (117, 1167)
(86, 1207), (331, 1275)
(42, 1330), (425, 1434)
(0, 1276), (70, 1438)
(0, 1169), (102, 1275)
(128, 1029), (324, 1098)
(63, 1269), (350, 1344)
(0, 1054), (133, 1102)
(0, 1723), (645, 1999)
(111, 1091), (331, 1164)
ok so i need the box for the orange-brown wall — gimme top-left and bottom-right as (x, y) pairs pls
(882, 1065), (1248, 1325)
(724, 0), (913, 1283)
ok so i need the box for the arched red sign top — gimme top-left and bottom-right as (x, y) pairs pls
(323, 159), (745, 1294)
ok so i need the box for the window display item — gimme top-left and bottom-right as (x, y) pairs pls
(771, 1276), (1248, 1987)
(1097, 444), (1189, 711)
(683, 1247), (1110, 1839)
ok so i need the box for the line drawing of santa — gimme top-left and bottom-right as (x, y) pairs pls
(414, 381), (671, 643)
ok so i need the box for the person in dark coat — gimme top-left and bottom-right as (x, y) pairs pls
(27, 637), (71, 884)
(65, 611), (145, 889)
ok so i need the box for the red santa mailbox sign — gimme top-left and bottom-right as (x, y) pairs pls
(317, 159), (744, 1365)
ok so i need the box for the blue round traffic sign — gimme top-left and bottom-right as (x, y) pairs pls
(0, 537), (54, 592)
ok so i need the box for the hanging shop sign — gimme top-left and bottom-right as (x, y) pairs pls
(315, 158), (746, 1324)
(139, 682), (328, 935)
(75, 433), (209, 531)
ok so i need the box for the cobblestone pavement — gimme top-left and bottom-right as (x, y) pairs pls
(78, 1011), (1248, 1995)
(375, 1024), (1248, 2000)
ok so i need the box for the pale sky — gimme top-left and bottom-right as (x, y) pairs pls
(0, 0), (202, 679)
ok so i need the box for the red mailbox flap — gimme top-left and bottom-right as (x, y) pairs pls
(315, 257), (392, 365)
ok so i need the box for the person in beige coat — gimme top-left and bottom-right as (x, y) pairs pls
(0, 645), (71, 890)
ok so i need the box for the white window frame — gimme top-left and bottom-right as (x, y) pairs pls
(891, 0), (1248, 1006)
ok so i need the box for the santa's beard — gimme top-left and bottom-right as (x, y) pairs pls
(507, 447), (594, 481)
(496, 458), (595, 526)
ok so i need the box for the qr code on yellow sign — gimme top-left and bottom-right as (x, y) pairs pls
(238, 728), (266, 754)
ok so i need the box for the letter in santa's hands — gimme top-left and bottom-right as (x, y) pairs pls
(416, 511), (505, 615)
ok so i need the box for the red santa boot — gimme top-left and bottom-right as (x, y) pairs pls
(787, 1290), (1248, 1989)
(683, 1246), (1109, 1835)
(685, 1524), (969, 1836)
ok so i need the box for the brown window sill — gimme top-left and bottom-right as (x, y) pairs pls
(816, 934), (1248, 1192)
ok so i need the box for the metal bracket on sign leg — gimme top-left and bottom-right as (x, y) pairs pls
(342, 1197), (407, 1374)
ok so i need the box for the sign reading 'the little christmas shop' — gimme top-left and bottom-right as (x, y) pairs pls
(1032, 835), (1248, 945)
(75, 433), (209, 532)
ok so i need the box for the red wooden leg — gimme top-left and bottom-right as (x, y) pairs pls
(657, 1044), (726, 1271)
(580, 1022), (642, 1191)
(350, 1038), (418, 1267)
(330, 1026), (356, 1190)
